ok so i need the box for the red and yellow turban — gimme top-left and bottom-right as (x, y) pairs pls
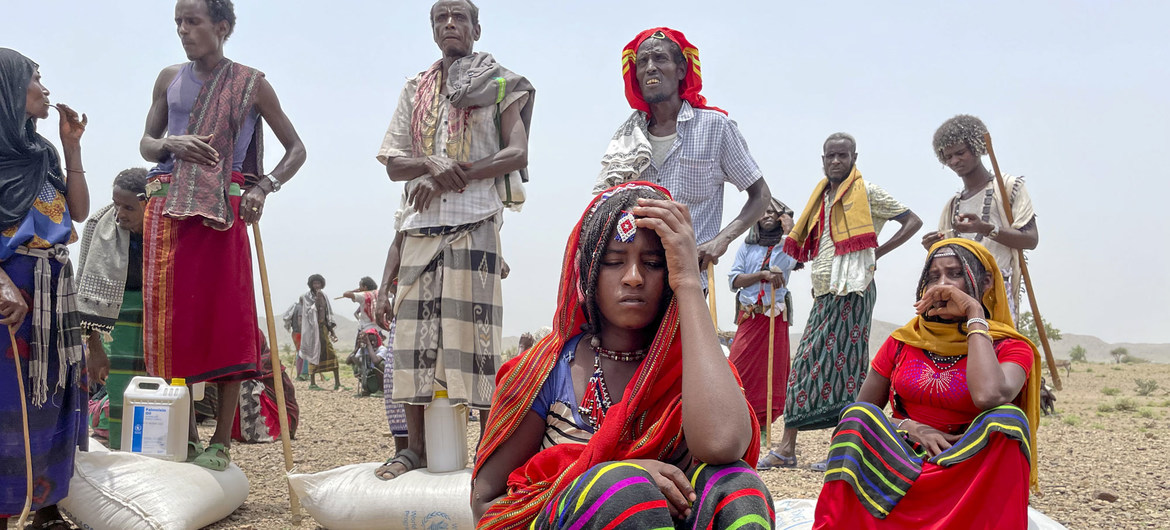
(621, 27), (726, 115)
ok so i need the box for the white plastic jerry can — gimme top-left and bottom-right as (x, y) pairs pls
(120, 376), (191, 461)
(424, 390), (469, 473)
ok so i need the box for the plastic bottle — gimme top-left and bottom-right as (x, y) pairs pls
(120, 376), (191, 461)
(424, 390), (469, 473)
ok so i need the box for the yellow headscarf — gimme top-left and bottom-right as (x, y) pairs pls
(889, 238), (1041, 490)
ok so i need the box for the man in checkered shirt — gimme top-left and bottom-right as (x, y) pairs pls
(596, 28), (772, 286)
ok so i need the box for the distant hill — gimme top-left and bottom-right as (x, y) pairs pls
(1052, 333), (1169, 364)
(260, 316), (1168, 365)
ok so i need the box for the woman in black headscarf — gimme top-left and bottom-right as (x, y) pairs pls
(0, 47), (95, 530)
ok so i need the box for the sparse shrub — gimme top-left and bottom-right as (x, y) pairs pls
(1097, 402), (1115, 413)
(1085, 367), (1093, 373)
(1135, 379), (1160, 396)
(1101, 387), (1120, 396)
(1123, 354), (1150, 364)
(1069, 345), (1087, 362)
(1138, 408), (1155, 419)
(1114, 398), (1138, 412)
(1061, 415), (1081, 426)
(1091, 423), (1106, 430)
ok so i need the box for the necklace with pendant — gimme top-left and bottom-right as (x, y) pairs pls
(578, 336), (649, 428)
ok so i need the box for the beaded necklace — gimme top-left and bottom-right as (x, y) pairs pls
(923, 349), (966, 370)
(578, 336), (648, 428)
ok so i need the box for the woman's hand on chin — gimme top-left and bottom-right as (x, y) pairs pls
(913, 284), (983, 321)
(632, 198), (702, 292)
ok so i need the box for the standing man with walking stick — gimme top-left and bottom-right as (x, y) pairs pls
(922, 114), (1038, 324)
(139, 0), (306, 471)
(727, 199), (799, 469)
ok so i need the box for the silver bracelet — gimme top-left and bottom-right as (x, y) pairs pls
(966, 317), (989, 329)
(896, 418), (911, 430)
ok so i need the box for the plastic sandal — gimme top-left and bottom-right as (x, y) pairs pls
(757, 450), (797, 470)
(186, 441), (204, 463)
(192, 442), (231, 471)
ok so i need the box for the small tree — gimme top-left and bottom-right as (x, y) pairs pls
(1069, 345), (1087, 362)
(1110, 347), (1128, 364)
(1135, 379), (1160, 396)
(1018, 312), (1062, 346)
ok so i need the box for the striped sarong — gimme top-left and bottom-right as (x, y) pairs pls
(143, 172), (261, 383)
(532, 461), (774, 529)
(102, 290), (148, 450)
(823, 402), (1031, 519)
(392, 218), (502, 409)
(784, 284), (876, 430)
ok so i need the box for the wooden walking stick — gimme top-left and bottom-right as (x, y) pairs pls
(8, 325), (33, 527)
(706, 262), (718, 329)
(251, 223), (302, 523)
(982, 133), (1062, 390)
(765, 284), (776, 448)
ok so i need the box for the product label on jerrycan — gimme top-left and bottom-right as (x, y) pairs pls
(129, 405), (171, 455)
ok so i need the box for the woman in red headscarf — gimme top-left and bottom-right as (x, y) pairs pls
(472, 182), (774, 529)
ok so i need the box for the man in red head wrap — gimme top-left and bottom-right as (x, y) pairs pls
(595, 27), (773, 288)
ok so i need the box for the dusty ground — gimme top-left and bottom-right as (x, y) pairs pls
(161, 362), (1170, 529)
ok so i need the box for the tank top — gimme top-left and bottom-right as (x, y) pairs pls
(149, 62), (258, 176)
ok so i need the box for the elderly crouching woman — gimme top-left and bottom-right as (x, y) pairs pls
(471, 182), (774, 529)
(813, 238), (1040, 529)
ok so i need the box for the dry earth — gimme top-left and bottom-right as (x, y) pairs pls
(78, 361), (1170, 529)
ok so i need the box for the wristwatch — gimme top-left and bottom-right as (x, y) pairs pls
(986, 225), (1000, 239)
(263, 174), (282, 193)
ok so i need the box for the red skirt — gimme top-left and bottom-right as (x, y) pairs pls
(729, 311), (790, 425)
(143, 172), (261, 383)
(813, 432), (1030, 529)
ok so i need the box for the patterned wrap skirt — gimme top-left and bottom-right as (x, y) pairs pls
(784, 283), (876, 431)
(0, 254), (87, 515)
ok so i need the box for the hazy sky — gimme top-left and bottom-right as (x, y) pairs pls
(7, 1), (1168, 344)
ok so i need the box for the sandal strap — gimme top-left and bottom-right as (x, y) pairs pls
(391, 448), (421, 468)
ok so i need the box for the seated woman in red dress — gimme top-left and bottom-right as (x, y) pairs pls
(472, 182), (774, 529)
(813, 238), (1040, 529)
